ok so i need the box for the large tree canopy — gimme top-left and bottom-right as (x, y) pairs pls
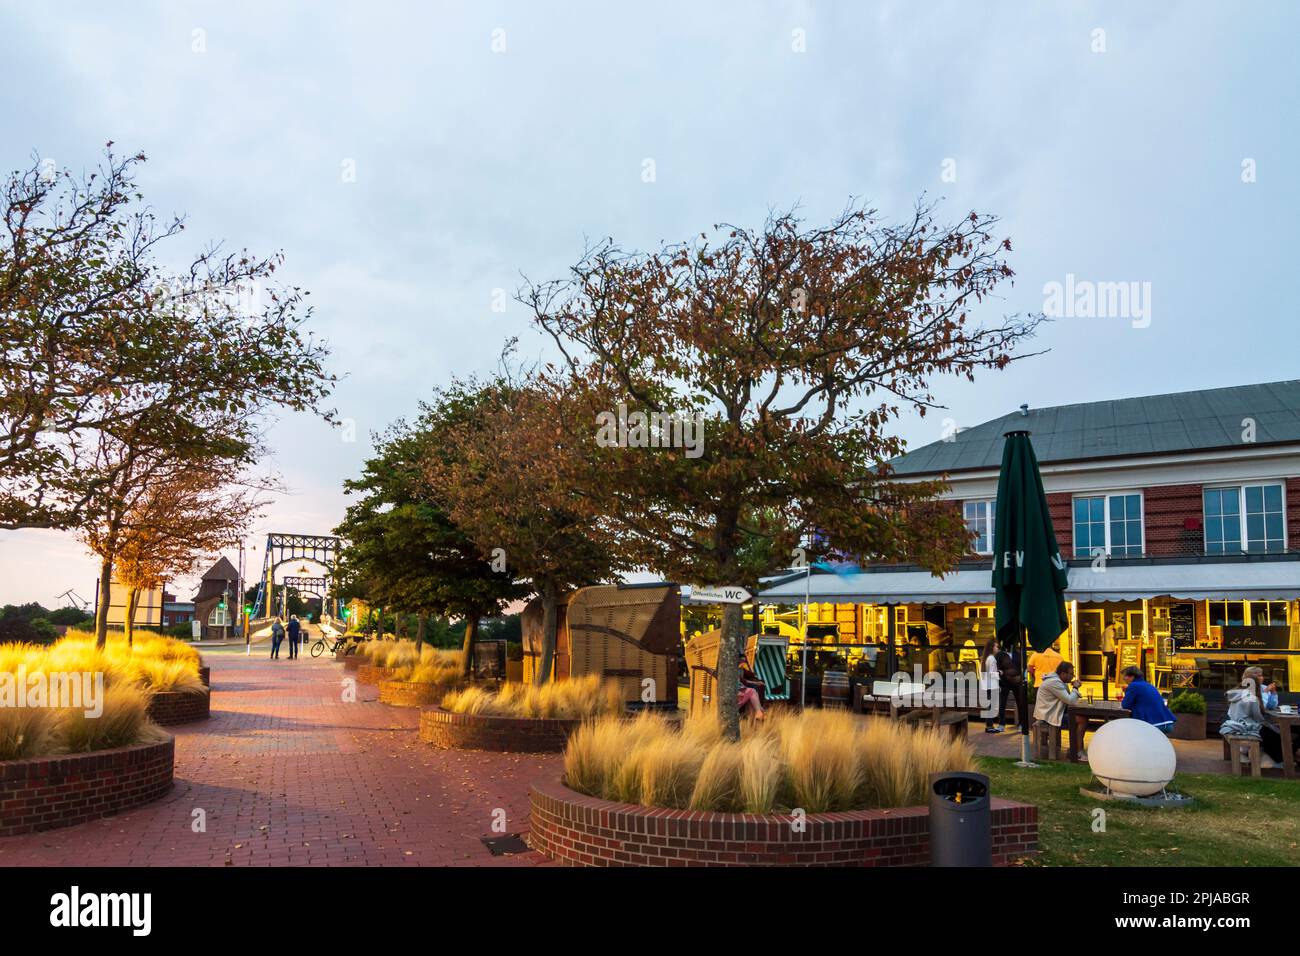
(525, 202), (1041, 736)
(0, 146), (335, 531)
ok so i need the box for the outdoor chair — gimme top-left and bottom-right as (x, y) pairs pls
(1032, 720), (1061, 760)
(1224, 735), (1262, 778)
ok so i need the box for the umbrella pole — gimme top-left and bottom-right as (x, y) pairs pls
(1015, 625), (1038, 768)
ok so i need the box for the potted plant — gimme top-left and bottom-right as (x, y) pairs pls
(1168, 689), (1207, 740)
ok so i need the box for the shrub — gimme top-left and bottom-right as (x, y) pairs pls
(58, 684), (167, 753)
(1169, 690), (1207, 715)
(441, 674), (623, 720)
(563, 710), (976, 813)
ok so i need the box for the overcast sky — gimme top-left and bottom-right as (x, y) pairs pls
(2, 0), (1297, 606)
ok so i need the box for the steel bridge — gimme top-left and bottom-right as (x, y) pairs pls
(249, 533), (341, 621)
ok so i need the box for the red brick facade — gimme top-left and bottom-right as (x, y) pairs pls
(419, 708), (581, 753)
(147, 689), (211, 726)
(0, 738), (175, 837)
(528, 776), (1038, 866)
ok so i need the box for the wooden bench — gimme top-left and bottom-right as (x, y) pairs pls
(1224, 734), (1262, 778)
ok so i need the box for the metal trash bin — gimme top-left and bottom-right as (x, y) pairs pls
(928, 771), (992, 867)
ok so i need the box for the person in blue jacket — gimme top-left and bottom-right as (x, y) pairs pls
(1119, 665), (1176, 734)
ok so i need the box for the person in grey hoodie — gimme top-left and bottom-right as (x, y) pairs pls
(1222, 668), (1297, 767)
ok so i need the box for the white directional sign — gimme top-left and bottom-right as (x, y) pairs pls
(690, 585), (753, 605)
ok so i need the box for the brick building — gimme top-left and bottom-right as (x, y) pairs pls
(757, 380), (1300, 707)
(192, 557), (240, 640)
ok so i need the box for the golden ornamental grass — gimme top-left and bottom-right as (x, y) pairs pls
(563, 709), (977, 814)
(442, 674), (624, 721)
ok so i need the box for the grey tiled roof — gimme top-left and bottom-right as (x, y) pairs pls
(888, 380), (1300, 476)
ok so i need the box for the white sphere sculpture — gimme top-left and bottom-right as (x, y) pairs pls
(1086, 718), (1177, 797)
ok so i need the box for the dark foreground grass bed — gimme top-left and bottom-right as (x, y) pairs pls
(981, 757), (1300, 867)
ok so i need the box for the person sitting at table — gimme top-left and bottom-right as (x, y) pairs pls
(1262, 679), (1280, 712)
(1033, 660), (1081, 745)
(1241, 666), (1297, 767)
(1119, 665), (1175, 735)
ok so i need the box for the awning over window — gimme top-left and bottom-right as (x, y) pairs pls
(756, 562), (1300, 606)
(757, 569), (995, 605)
(1065, 562), (1300, 603)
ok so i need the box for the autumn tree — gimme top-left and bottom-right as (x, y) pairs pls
(334, 399), (524, 669)
(526, 202), (1040, 737)
(424, 377), (627, 684)
(113, 464), (261, 645)
(0, 146), (334, 531)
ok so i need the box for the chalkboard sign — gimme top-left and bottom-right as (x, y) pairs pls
(1168, 602), (1196, 649)
(1117, 639), (1143, 673)
(1222, 625), (1291, 651)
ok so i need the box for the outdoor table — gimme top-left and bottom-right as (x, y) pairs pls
(1066, 700), (1130, 762)
(1266, 710), (1300, 779)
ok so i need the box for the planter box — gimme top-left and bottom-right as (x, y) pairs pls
(528, 776), (1038, 867)
(1170, 711), (1207, 740)
(419, 707), (582, 752)
(356, 664), (397, 686)
(147, 689), (211, 725)
(198, 665), (210, 688)
(379, 680), (462, 708)
(0, 738), (175, 837)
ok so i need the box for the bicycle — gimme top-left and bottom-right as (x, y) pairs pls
(310, 633), (348, 658)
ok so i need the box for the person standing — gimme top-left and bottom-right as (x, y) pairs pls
(1101, 614), (1125, 683)
(287, 615), (301, 660)
(270, 617), (285, 660)
(981, 638), (1003, 733)
(995, 642), (1025, 733)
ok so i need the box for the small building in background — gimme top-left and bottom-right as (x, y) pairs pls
(161, 590), (195, 627)
(193, 557), (240, 640)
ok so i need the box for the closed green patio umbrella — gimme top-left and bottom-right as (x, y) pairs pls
(992, 430), (1070, 766)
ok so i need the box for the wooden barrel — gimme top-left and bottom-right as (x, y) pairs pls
(821, 670), (849, 708)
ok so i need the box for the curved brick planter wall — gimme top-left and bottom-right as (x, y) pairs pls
(0, 738), (175, 837)
(356, 664), (397, 686)
(199, 666), (210, 688)
(147, 689), (211, 725)
(529, 777), (1038, 867)
(340, 654), (365, 670)
(379, 680), (462, 708)
(419, 708), (581, 752)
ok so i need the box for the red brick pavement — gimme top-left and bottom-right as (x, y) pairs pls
(0, 648), (557, 866)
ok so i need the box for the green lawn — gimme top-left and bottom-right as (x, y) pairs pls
(982, 757), (1300, 866)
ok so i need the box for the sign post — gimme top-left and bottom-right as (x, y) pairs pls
(689, 585), (753, 605)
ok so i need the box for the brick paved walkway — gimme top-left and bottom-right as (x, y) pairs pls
(0, 649), (558, 866)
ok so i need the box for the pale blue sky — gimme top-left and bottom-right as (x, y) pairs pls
(2, 0), (1297, 604)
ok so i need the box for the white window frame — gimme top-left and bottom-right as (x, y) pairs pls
(208, 605), (230, 628)
(963, 498), (996, 555)
(1071, 490), (1145, 558)
(1203, 481), (1287, 554)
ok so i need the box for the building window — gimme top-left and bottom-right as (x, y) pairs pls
(963, 499), (996, 554)
(965, 605), (994, 618)
(1205, 483), (1285, 554)
(1073, 493), (1143, 557)
(1209, 599), (1289, 628)
(208, 606), (230, 628)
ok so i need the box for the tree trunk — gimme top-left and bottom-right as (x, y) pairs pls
(716, 601), (744, 740)
(95, 557), (113, 648)
(124, 587), (140, 647)
(536, 579), (559, 686)
(459, 616), (479, 676)
(415, 614), (426, 646)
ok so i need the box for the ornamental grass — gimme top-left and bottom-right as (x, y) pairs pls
(441, 674), (624, 720)
(563, 709), (976, 814)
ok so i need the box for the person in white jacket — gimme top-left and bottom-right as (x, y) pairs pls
(1033, 661), (1081, 743)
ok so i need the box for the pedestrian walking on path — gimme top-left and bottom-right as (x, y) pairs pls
(270, 617), (285, 659)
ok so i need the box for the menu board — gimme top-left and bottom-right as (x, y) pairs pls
(1117, 639), (1143, 673)
(1168, 602), (1196, 649)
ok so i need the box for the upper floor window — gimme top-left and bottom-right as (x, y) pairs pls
(1204, 483), (1285, 554)
(1073, 493), (1143, 557)
(963, 499), (996, 554)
